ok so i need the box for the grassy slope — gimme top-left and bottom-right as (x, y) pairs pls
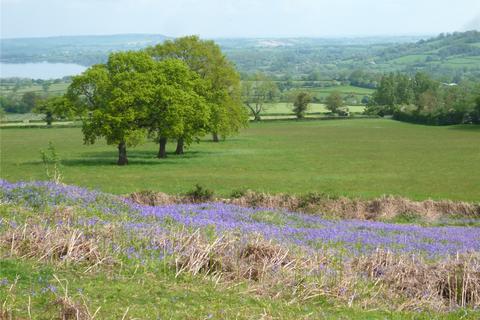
(1, 119), (479, 201)
(2, 197), (476, 319)
(2, 258), (475, 320)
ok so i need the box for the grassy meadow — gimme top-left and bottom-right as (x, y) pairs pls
(1, 119), (479, 201)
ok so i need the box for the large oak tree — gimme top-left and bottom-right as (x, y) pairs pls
(67, 51), (155, 165)
(147, 36), (247, 148)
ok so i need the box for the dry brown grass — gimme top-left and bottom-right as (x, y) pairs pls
(0, 223), (114, 267)
(147, 229), (480, 311)
(350, 250), (480, 311)
(129, 190), (480, 221)
(229, 192), (480, 221)
(148, 230), (332, 302)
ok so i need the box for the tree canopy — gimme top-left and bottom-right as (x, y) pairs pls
(147, 36), (248, 143)
(325, 91), (346, 114)
(292, 91), (312, 119)
(67, 51), (156, 165)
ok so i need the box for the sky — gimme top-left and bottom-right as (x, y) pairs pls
(1, 0), (479, 39)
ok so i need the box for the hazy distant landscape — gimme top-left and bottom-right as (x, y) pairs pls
(1, 0), (479, 319)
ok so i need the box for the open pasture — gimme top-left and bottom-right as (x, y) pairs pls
(1, 119), (479, 200)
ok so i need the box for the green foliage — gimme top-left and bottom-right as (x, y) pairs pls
(67, 51), (159, 164)
(65, 36), (247, 165)
(325, 91), (347, 114)
(292, 91), (312, 119)
(40, 142), (62, 183)
(368, 72), (480, 124)
(142, 58), (211, 147)
(20, 91), (40, 111)
(472, 96), (480, 124)
(0, 106), (5, 122)
(0, 93), (38, 114)
(33, 96), (72, 126)
(186, 184), (214, 202)
(230, 189), (248, 199)
(147, 36), (248, 140)
(242, 73), (279, 121)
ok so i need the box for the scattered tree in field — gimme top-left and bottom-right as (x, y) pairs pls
(292, 91), (312, 119)
(242, 73), (278, 121)
(325, 91), (345, 114)
(67, 51), (154, 165)
(34, 96), (72, 126)
(147, 36), (248, 144)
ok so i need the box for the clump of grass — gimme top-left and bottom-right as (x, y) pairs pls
(129, 190), (180, 206)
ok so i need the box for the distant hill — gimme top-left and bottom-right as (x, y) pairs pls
(1, 32), (479, 81)
(364, 31), (480, 79)
(0, 34), (170, 65)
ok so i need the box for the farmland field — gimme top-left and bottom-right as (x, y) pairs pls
(0, 81), (69, 97)
(1, 119), (479, 201)
(262, 103), (365, 115)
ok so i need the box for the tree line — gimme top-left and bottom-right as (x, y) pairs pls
(366, 72), (480, 125)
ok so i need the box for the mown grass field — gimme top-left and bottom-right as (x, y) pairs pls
(1, 119), (479, 201)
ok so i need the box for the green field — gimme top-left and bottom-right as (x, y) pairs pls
(262, 103), (365, 115)
(0, 82), (69, 97)
(1, 119), (479, 200)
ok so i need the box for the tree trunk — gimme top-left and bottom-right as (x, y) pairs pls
(212, 133), (219, 142)
(254, 113), (261, 121)
(117, 141), (128, 165)
(157, 137), (167, 158)
(175, 137), (184, 155)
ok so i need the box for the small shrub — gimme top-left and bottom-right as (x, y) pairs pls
(186, 184), (214, 202)
(40, 142), (63, 184)
(230, 189), (247, 199)
(298, 192), (331, 208)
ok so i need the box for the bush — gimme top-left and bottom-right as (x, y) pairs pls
(186, 184), (214, 202)
(393, 109), (468, 125)
(230, 189), (247, 199)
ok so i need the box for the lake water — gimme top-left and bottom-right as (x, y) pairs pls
(0, 62), (86, 79)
